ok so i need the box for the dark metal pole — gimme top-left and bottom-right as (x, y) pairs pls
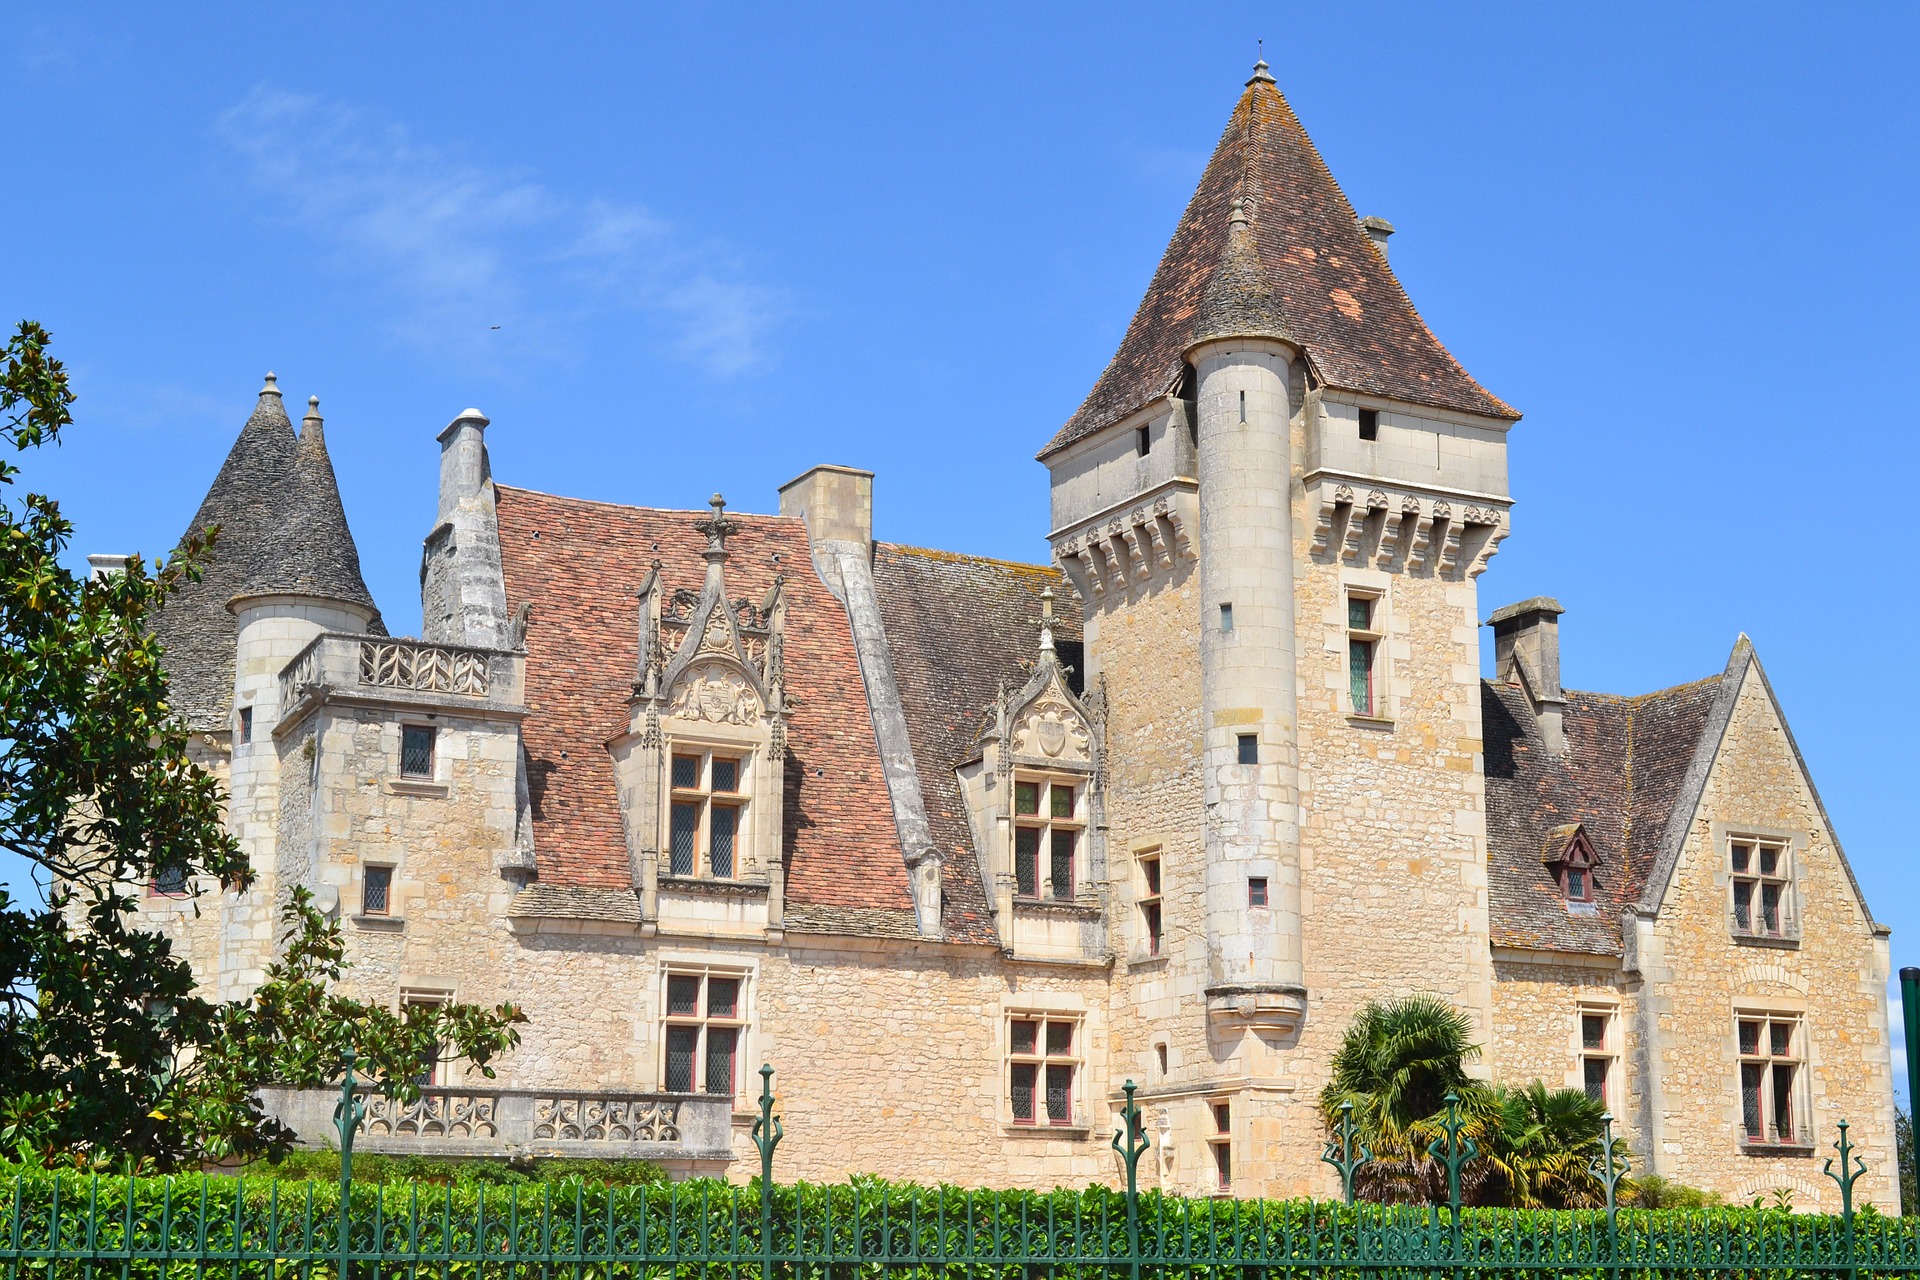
(1902, 967), (1919, 1164)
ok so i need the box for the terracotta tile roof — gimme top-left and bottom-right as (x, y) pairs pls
(869, 545), (1084, 948)
(1483, 676), (1720, 955)
(495, 487), (919, 929)
(1043, 70), (1515, 459)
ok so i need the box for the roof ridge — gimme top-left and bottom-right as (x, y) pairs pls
(877, 542), (1063, 574)
(495, 483), (805, 523)
(1558, 672), (1723, 704)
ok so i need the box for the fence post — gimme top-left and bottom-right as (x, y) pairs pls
(1111, 1080), (1151, 1280)
(1319, 1101), (1371, 1207)
(751, 1064), (784, 1280)
(331, 1050), (366, 1280)
(1590, 1112), (1629, 1280)
(1902, 966), (1919, 1211)
(1427, 1091), (1477, 1261)
(1824, 1118), (1866, 1280)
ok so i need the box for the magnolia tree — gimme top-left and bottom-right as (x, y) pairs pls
(0, 322), (523, 1171)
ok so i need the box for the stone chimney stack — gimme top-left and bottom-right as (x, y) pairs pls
(778, 464), (873, 549)
(421, 408), (511, 649)
(1489, 597), (1566, 754)
(1360, 215), (1395, 260)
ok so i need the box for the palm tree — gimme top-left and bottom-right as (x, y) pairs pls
(1483, 1080), (1608, 1208)
(1318, 995), (1498, 1203)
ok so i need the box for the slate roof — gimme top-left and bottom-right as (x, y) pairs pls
(151, 382), (384, 729)
(869, 545), (1085, 948)
(494, 486), (939, 939)
(1043, 65), (1515, 460)
(1482, 676), (1721, 955)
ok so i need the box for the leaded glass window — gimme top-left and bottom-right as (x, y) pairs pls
(362, 865), (392, 916)
(1007, 1014), (1080, 1127)
(661, 970), (748, 1100)
(666, 749), (748, 879)
(1346, 592), (1382, 718)
(1012, 775), (1084, 901)
(400, 725), (436, 778)
(1579, 1008), (1615, 1106)
(1735, 1013), (1805, 1146)
(1729, 838), (1793, 939)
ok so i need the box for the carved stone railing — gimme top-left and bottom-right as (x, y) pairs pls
(360, 639), (491, 696)
(257, 1084), (733, 1172)
(277, 633), (523, 716)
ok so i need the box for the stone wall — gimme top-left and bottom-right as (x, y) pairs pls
(1637, 667), (1898, 1209)
(1490, 954), (1640, 1144)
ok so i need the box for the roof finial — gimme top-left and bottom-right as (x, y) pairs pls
(1229, 198), (1249, 229)
(1248, 51), (1275, 86)
(694, 492), (739, 559)
(259, 371), (281, 399)
(303, 395), (323, 430)
(1038, 586), (1056, 655)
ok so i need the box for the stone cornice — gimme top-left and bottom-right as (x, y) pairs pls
(1048, 478), (1198, 607)
(1305, 474), (1510, 581)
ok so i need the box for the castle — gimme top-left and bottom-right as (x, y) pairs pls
(124, 63), (1899, 1206)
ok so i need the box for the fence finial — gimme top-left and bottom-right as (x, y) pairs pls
(1320, 1099), (1372, 1206)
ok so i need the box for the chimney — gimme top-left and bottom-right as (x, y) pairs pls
(1360, 215), (1395, 261)
(779, 464), (873, 547)
(86, 554), (130, 581)
(1488, 597), (1566, 754)
(436, 408), (492, 525)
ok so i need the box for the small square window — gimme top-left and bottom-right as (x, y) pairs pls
(400, 725), (436, 778)
(1358, 408), (1379, 441)
(1248, 877), (1269, 907)
(362, 865), (393, 916)
(1219, 603), (1234, 633)
(237, 706), (253, 744)
(1348, 597), (1372, 630)
(151, 863), (189, 896)
(1013, 781), (1039, 816)
(1237, 734), (1258, 765)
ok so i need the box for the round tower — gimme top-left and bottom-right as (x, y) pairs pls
(1187, 196), (1307, 1035)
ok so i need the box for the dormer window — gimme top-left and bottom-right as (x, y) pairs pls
(1013, 775), (1082, 901)
(669, 749), (747, 878)
(1542, 823), (1599, 907)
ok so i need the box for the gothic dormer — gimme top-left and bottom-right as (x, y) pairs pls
(956, 589), (1106, 961)
(611, 495), (790, 940)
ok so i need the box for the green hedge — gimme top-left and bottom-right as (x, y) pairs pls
(1, 1166), (1916, 1277)
(242, 1149), (669, 1187)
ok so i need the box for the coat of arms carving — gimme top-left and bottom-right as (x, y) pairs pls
(1012, 696), (1089, 762)
(668, 663), (760, 725)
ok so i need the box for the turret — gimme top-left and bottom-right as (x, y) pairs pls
(1186, 190), (1307, 1033)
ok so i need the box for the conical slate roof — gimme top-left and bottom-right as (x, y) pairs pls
(1042, 63), (1516, 459)
(149, 377), (384, 729)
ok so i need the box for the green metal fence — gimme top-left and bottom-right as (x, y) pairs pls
(2, 1061), (1915, 1278)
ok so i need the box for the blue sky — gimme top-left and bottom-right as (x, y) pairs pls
(2, 6), (1916, 1103)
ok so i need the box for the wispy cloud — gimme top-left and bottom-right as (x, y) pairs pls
(217, 89), (783, 375)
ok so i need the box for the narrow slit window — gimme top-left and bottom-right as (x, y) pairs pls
(1359, 407), (1379, 441)
(1208, 1101), (1232, 1191)
(1238, 390), (1246, 422)
(1237, 734), (1258, 765)
(1135, 425), (1150, 456)
(1219, 603), (1234, 634)
(1248, 877), (1269, 908)
(1138, 851), (1163, 957)
(1347, 594), (1382, 718)
(237, 706), (253, 744)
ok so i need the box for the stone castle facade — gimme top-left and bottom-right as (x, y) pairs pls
(122, 64), (1898, 1206)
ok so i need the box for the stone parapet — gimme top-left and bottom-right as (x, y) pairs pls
(258, 1085), (734, 1175)
(277, 633), (525, 724)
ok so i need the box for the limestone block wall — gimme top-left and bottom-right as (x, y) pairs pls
(1283, 410), (1496, 1195)
(1638, 670), (1897, 1209)
(1490, 954), (1641, 1146)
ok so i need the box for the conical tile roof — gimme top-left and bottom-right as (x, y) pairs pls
(149, 377), (384, 729)
(1042, 63), (1515, 459)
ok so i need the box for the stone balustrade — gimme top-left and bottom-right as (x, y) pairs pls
(278, 634), (524, 713)
(257, 1084), (735, 1175)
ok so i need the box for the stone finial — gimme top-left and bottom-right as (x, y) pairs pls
(1038, 586), (1056, 655)
(694, 492), (739, 559)
(1229, 198), (1249, 229)
(259, 371), (281, 398)
(303, 396), (323, 430)
(1247, 58), (1276, 86)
